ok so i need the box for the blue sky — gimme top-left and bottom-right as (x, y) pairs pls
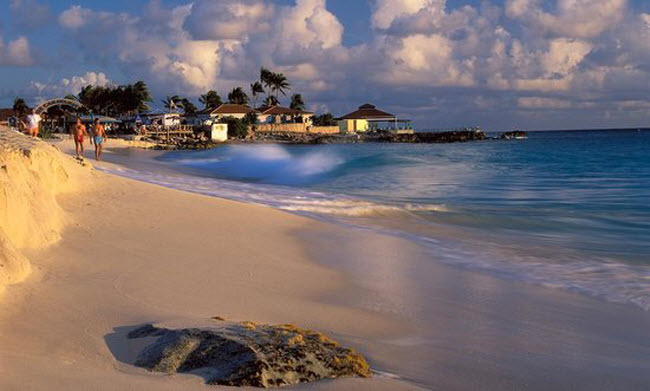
(1, 0), (650, 130)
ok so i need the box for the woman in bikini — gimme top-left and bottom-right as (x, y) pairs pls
(92, 118), (107, 161)
(71, 117), (88, 159)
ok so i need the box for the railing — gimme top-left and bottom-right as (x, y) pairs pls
(144, 125), (195, 136)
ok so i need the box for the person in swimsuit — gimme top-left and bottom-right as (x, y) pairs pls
(71, 117), (88, 159)
(92, 118), (106, 161)
(26, 109), (42, 138)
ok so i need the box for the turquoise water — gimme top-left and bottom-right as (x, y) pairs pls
(111, 130), (650, 310)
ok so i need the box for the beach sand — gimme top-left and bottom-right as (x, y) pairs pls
(2, 129), (650, 390)
(0, 129), (421, 390)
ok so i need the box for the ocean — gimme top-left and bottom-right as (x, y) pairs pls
(105, 129), (650, 311)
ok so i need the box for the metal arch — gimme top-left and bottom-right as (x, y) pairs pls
(34, 98), (85, 114)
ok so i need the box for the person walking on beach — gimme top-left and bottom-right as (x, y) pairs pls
(92, 118), (106, 161)
(26, 109), (42, 138)
(71, 117), (88, 159)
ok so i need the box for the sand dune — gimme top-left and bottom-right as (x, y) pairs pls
(0, 129), (86, 295)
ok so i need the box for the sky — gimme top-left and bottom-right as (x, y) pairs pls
(1, 0), (649, 130)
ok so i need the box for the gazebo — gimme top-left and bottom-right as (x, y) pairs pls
(337, 104), (412, 133)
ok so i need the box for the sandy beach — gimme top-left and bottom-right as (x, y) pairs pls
(3, 128), (650, 390)
(0, 128), (421, 390)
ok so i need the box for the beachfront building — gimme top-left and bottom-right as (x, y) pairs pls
(338, 104), (412, 133)
(140, 110), (183, 127)
(257, 105), (314, 126)
(203, 103), (254, 121)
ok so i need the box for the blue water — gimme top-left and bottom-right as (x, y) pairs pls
(108, 130), (650, 310)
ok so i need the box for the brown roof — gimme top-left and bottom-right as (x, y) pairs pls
(258, 105), (313, 116)
(0, 108), (16, 122)
(340, 104), (395, 120)
(209, 103), (253, 115)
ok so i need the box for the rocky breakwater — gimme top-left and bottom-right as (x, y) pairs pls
(127, 321), (371, 388)
(151, 136), (221, 150)
(249, 131), (360, 144)
(499, 131), (528, 139)
(368, 130), (486, 143)
(251, 130), (487, 144)
(0, 127), (81, 295)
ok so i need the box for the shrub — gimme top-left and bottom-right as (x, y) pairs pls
(220, 116), (249, 139)
(312, 113), (337, 126)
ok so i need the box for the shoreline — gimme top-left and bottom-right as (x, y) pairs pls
(3, 131), (650, 389)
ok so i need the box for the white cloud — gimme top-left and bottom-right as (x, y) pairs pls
(183, 0), (271, 40)
(58, 5), (93, 30)
(506, 0), (627, 38)
(381, 33), (475, 86)
(28, 71), (111, 99)
(0, 36), (34, 66)
(372, 0), (435, 30)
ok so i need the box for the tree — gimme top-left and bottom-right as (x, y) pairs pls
(260, 67), (290, 100)
(220, 116), (249, 139)
(262, 95), (279, 107)
(62, 81), (151, 117)
(270, 72), (290, 98)
(199, 90), (222, 111)
(162, 95), (183, 112)
(250, 81), (264, 109)
(260, 67), (273, 95)
(129, 81), (152, 113)
(289, 94), (305, 111)
(312, 113), (337, 126)
(12, 97), (29, 117)
(180, 98), (197, 116)
(227, 87), (249, 105)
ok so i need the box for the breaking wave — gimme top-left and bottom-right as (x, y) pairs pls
(161, 144), (345, 185)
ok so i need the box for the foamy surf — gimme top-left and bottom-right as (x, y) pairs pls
(97, 166), (447, 218)
(162, 144), (345, 185)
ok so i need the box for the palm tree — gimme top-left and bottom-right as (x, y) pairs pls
(262, 95), (279, 107)
(180, 98), (197, 116)
(162, 95), (183, 112)
(260, 67), (273, 95)
(250, 82), (264, 109)
(132, 81), (152, 112)
(199, 90), (222, 111)
(13, 98), (29, 117)
(270, 72), (290, 98)
(289, 94), (305, 111)
(227, 87), (249, 105)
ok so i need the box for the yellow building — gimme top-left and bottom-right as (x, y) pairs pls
(338, 104), (411, 133)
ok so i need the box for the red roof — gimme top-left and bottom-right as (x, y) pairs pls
(208, 103), (253, 115)
(340, 104), (395, 120)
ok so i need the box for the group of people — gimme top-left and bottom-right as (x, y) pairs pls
(9, 110), (106, 161)
(72, 117), (106, 161)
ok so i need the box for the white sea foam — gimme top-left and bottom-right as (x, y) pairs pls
(167, 144), (345, 185)
(98, 166), (446, 218)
